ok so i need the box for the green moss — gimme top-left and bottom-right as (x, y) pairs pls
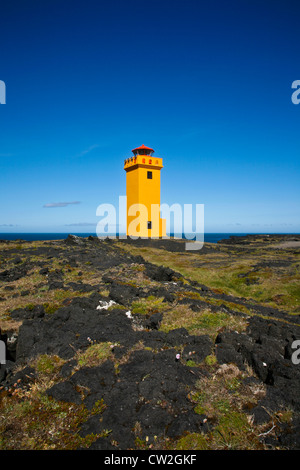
(0, 394), (107, 450)
(24, 303), (35, 311)
(192, 311), (229, 330)
(225, 376), (241, 392)
(135, 436), (149, 449)
(214, 398), (231, 414)
(35, 354), (65, 375)
(189, 310), (246, 338)
(53, 289), (76, 301)
(186, 359), (200, 367)
(176, 290), (203, 301)
(43, 302), (61, 314)
(77, 342), (114, 368)
(212, 411), (258, 450)
(190, 390), (207, 415)
(194, 403), (206, 415)
(120, 243), (300, 315)
(131, 296), (165, 315)
(205, 354), (217, 367)
(178, 277), (190, 285)
(175, 433), (208, 450)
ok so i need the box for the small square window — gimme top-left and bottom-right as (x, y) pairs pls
(147, 221), (152, 229)
(147, 171), (152, 179)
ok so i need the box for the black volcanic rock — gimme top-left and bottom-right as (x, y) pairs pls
(145, 263), (181, 282)
(215, 316), (300, 420)
(1, 235), (300, 450)
(64, 234), (86, 246)
(0, 266), (28, 282)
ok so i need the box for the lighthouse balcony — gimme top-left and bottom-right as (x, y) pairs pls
(124, 155), (163, 170)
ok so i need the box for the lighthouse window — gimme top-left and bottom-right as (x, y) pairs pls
(147, 221), (152, 229)
(147, 171), (152, 179)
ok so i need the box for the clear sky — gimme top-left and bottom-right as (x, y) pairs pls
(0, 0), (299, 234)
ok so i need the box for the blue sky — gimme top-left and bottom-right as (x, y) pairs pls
(0, 0), (299, 234)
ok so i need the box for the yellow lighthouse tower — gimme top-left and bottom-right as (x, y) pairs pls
(124, 145), (166, 238)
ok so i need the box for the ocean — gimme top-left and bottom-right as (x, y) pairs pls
(0, 232), (285, 243)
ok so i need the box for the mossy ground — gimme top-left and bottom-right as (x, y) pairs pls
(0, 352), (107, 450)
(0, 235), (299, 449)
(118, 240), (300, 316)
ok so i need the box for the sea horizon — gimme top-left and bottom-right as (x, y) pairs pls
(0, 232), (299, 243)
